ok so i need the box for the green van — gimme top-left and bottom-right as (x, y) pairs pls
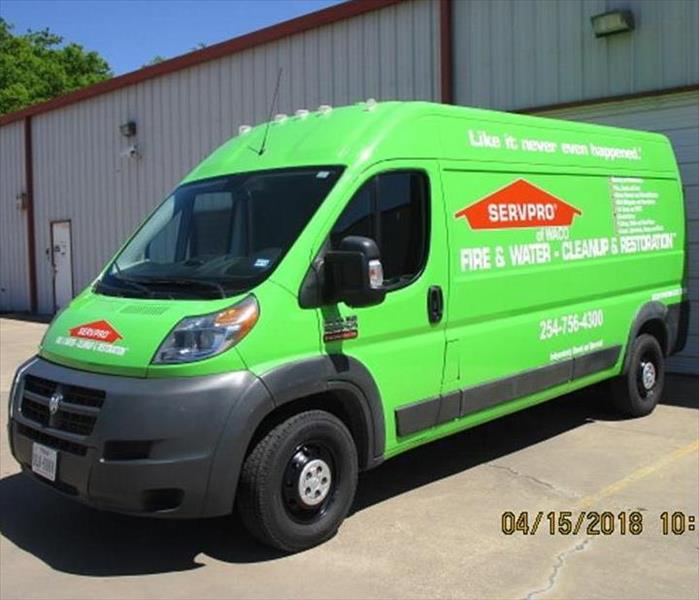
(8, 101), (688, 551)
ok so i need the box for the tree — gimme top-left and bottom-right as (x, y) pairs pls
(0, 18), (112, 115)
(143, 55), (167, 67)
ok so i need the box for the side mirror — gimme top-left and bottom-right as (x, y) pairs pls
(324, 236), (386, 308)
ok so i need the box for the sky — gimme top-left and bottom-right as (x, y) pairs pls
(1, 0), (343, 75)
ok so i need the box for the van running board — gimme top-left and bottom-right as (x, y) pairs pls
(395, 346), (621, 437)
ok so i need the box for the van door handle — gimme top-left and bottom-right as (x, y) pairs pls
(427, 285), (444, 324)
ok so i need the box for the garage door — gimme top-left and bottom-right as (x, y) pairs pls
(538, 90), (699, 374)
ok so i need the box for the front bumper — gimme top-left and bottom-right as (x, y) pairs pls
(8, 357), (270, 518)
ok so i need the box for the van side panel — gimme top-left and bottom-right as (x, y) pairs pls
(442, 169), (683, 386)
(387, 118), (684, 455)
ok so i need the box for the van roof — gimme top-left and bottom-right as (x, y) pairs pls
(184, 101), (677, 183)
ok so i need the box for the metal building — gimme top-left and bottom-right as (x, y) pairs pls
(0, 0), (697, 373)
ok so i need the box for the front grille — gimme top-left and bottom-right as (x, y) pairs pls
(21, 398), (96, 436)
(17, 423), (88, 456)
(25, 375), (105, 408)
(20, 397), (48, 425)
(23, 375), (55, 397)
(20, 374), (104, 437)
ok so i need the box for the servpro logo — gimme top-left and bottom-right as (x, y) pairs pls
(69, 320), (123, 344)
(454, 179), (581, 230)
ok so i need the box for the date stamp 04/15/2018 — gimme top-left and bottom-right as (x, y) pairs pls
(501, 511), (697, 537)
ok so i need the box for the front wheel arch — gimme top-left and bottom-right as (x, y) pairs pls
(245, 386), (373, 471)
(256, 355), (385, 468)
(203, 356), (384, 518)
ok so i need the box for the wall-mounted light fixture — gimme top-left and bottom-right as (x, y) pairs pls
(119, 120), (137, 137)
(120, 143), (141, 159)
(591, 10), (635, 37)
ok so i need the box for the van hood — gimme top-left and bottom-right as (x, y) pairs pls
(39, 292), (246, 377)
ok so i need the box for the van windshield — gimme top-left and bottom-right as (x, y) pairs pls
(96, 167), (343, 299)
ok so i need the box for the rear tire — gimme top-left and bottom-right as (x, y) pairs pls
(237, 410), (358, 552)
(612, 333), (665, 417)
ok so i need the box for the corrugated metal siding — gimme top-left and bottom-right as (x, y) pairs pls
(26, 0), (439, 313)
(0, 121), (30, 312)
(537, 90), (699, 374)
(453, 0), (699, 110)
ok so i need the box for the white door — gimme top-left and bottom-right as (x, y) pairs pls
(51, 221), (73, 310)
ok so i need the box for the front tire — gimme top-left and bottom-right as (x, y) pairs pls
(612, 334), (665, 417)
(237, 410), (358, 552)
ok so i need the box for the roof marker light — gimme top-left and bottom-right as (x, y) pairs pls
(238, 125), (252, 135)
(295, 109), (310, 118)
(318, 104), (333, 115)
(364, 98), (377, 111)
(274, 113), (288, 123)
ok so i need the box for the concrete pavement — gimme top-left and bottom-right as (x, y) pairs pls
(1, 317), (697, 599)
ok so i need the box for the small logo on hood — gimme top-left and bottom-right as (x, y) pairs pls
(69, 320), (123, 344)
(454, 179), (582, 230)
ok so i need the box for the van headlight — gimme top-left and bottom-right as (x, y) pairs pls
(153, 295), (259, 364)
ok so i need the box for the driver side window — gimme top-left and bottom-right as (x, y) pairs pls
(330, 171), (429, 288)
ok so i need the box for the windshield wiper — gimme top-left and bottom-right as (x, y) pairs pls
(109, 262), (155, 297)
(94, 280), (127, 297)
(137, 277), (227, 299)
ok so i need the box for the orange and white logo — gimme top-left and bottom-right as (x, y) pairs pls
(69, 320), (123, 344)
(455, 179), (582, 230)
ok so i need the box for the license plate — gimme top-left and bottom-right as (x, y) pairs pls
(32, 443), (57, 482)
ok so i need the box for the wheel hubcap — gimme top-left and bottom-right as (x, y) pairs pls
(282, 443), (337, 523)
(641, 361), (656, 390)
(298, 458), (332, 506)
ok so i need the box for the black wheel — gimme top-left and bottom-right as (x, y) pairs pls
(612, 334), (665, 417)
(237, 410), (358, 552)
